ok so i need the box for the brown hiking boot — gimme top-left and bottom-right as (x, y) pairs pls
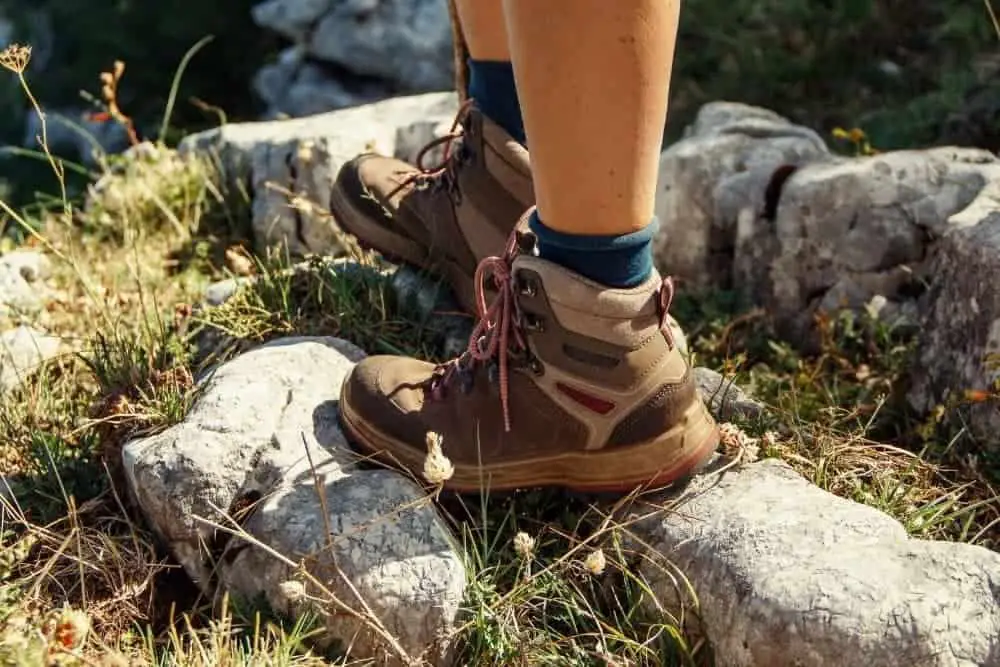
(339, 220), (720, 493)
(329, 103), (533, 314)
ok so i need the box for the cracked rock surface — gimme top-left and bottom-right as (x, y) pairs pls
(636, 459), (1000, 667)
(180, 92), (459, 258)
(122, 337), (465, 664)
(250, 0), (453, 118)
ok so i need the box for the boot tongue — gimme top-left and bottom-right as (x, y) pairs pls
(470, 109), (534, 206)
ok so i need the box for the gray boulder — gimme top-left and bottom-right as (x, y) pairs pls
(122, 337), (465, 664)
(250, 0), (453, 117)
(908, 197), (1000, 450)
(180, 92), (460, 258)
(637, 459), (1000, 667)
(654, 102), (1000, 349)
(737, 146), (1000, 342)
(0, 325), (60, 392)
(0, 249), (50, 315)
(654, 102), (831, 290)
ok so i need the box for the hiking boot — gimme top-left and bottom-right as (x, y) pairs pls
(339, 220), (720, 494)
(329, 103), (533, 314)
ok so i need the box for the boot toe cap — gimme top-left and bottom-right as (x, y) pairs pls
(338, 153), (418, 205)
(342, 355), (434, 449)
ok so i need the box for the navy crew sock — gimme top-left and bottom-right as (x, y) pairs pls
(466, 59), (526, 145)
(528, 210), (656, 288)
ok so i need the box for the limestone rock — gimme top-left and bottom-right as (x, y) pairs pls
(253, 0), (452, 93)
(180, 92), (459, 257)
(308, 0), (452, 92)
(253, 48), (391, 118)
(0, 325), (60, 392)
(0, 250), (51, 284)
(202, 277), (254, 307)
(638, 459), (1000, 666)
(655, 102), (1000, 348)
(0, 262), (43, 315)
(907, 205), (1000, 448)
(122, 337), (465, 663)
(0, 249), (50, 315)
(250, 0), (452, 117)
(654, 102), (831, 290)
(737, 146), (1000, 342)
(692, 367), (764, 421)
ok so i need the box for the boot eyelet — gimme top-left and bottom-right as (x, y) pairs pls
(524, 314), (545, 333)
(529, 358), (544, 376)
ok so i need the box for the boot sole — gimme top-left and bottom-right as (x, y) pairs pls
(330, 181), (480, 315)
(338, 375), (721, 494)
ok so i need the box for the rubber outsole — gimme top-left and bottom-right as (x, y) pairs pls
(338, 374), (721, 495)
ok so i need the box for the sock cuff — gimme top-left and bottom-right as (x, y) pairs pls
(528, 210), (659, 252)
(467, 57), (515, 69)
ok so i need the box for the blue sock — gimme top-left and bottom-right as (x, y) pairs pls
(528, 211), (656, 288)
(467, 59), (525, 145)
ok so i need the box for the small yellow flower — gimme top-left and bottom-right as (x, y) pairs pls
(423, 431), (454, 485)
(513, 532), (536, 559)
(583, 548), (606, 576)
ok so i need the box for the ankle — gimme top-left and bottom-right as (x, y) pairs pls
(466, 59), (526, 145)
(528, 211), (656, 288)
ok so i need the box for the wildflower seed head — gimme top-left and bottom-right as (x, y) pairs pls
(513, 531), (536, 559)
(0, 44), (31, 74)
(719, 422), (760, 463)
(583, 548), (607, 576)
(278, 579), (307, 604)
(46, 606), (90, 650)
(423, 431), (454, 485)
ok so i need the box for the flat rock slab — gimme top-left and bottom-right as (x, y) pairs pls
(180, 92), (460, 258)
(122, 337), (465, 664)
(638, 459), (1000, 666)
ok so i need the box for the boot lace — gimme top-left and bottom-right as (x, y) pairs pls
(388, 99), (475, 203)
(423, 209), (680, 433)
(425, 224), (529, 432)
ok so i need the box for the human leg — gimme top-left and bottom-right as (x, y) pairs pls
(329, 0), (531, 313)
(505, 0), (678, 286)
(339, 0), (718, 493)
